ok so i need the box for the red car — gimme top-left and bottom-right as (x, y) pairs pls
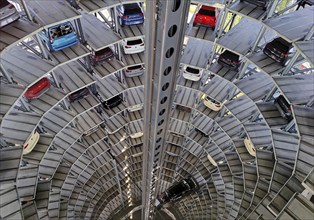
(193, 5), (217, 29)
(24, 77), (51, 100)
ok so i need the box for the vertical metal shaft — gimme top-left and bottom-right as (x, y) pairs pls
(142, 0), (191, 219)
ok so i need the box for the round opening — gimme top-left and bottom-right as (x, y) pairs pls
(163, 66), (172, 76)
(159, 109), (166, 116)
(172, 0), (181, 12)
(166, 47), (174, 58)
(157, 129), (163, 135)
(162, 83), (169, 91)
(160, 97), (167, 104)
(168, 25), (177, 37)
(158, 119), (164, 126)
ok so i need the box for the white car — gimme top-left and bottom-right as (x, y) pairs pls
(121, 37), (145, 54)
(207, 154), (217, 167)
(203, 95), (225, 111)
(244, 137), (256, 157)
(127, 103), (143, 112)
(130, 131), (143, 139)
(0, 0), (19, 28)
(124, 64), (144, 77)
(23, 131), (40, 155)
(182, 65), (203, 81)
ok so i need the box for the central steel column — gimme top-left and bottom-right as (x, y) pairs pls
(142, 0), (190, 219)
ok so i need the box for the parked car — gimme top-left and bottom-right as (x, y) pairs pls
(207, 154), (217, 167)
(23, 130), (40, 155)
(124, 64), (144, 77)
(182, 65), (203, 81)
(127, 103), (143, 112)
(68, 87), (90, 102)
(263, 37), (294, 65)
(116, 3), (144, 26)
(90, 47), (114, 65)
(274, 95), (293, 121)
(38, 21), (78, 51)
(240, 0), (270, 9)
(193, 5), (217, 29)
(203, 95), (225, 111)
(218, 50), (242, 70)
(102, 94), (123, 109)
(24, 77), (51, 100)
(158, 177), (198, 208)
(121, 37), (145, 54)
(244, 137), (256, 157)
(130, 131), (143, 139)
(0, 0), (19, 28)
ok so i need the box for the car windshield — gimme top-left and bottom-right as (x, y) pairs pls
(49, 23), (73, 39)
(128, 65), (142, 70)
(186, 67), (200, 74)
(127, 39), (143, 45)
(199, 9), (215, 16)
(207, 96), (220, 104)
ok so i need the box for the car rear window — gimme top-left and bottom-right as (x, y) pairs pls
(127, 39), (143, 45)
(186, 67), (200, 74)
(222, 50), (239, 60)
(0, 0), (10, 8)
(95, 47), (112, 56)
(199, 9), (215, 16)
(127, 65), (142, 70)
(125, 7), (142, 15)
(271, 38), (291, 52)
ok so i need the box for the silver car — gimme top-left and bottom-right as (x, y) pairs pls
(0, 0), (19, 28)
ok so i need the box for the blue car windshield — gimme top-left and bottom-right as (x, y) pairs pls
(49, 23), (74, 39)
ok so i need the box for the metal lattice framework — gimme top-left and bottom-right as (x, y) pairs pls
(0, 0), (313, 220)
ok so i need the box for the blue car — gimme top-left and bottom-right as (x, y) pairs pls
(38, 21), (78, 51)
(116, 3), (144, 26)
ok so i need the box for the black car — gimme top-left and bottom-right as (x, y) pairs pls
(263, 37), (293, 65)
(240, 0), (270, 9)
(158, 177), (198, 207)
(274, 95), (293, 121)
(68, 87), (90, 102)
(218, 50), (241, 70)
(102, 94), (123, 109)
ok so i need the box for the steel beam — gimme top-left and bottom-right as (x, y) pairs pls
(142, 0), (191, 219)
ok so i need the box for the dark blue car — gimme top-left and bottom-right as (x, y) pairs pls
(116, 3), (144, 26)
(38, 21), (78, 51)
